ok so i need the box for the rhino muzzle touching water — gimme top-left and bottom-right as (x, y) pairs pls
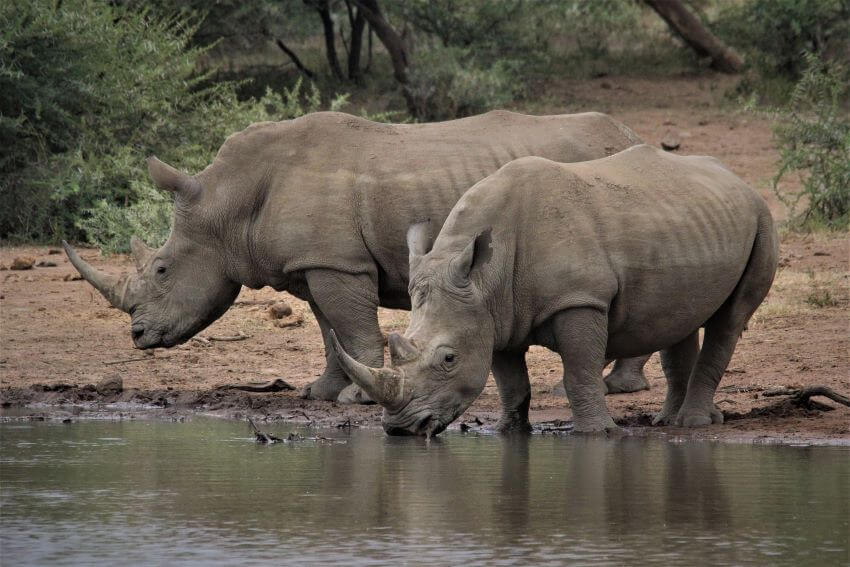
(333, 145), (779, 436)
(64, 110), (651, 415)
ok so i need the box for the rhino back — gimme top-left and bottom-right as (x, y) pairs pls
(197, 111), (641, 298)
(433, 145), (771, 353)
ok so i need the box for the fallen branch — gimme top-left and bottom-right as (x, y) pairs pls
(217, 378), (295, 393)
(763, 386), (850, 408)
(718, 384), (763, 393)
(233, 299), (277, 307)
(104, 356), (170, 365)
(206, 332), (250, 342)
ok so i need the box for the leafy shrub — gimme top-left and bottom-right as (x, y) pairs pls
(773, 54), (850, 230)
(406, 47), (524, 121)
(0, 1), (346, 251)
(80, 80), (347, 252)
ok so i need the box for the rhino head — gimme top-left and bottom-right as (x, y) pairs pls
(64, 157), (241, 349)
(332, 225), (495, 436)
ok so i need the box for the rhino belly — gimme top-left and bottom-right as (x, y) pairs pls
(604, 260), (745, 358)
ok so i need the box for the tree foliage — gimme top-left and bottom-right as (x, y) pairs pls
(0, 1), (344, 249)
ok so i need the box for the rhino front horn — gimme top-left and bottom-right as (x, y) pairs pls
(330, 330), (406, 409)
(63, 241), (132, 312)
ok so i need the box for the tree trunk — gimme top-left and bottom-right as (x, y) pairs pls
(307, 0), (344, 80)
(644, 0), (744, 74)
(351, 0), (416, 113)
(365, 23), (373, 72)
(346, 0), (367, 82)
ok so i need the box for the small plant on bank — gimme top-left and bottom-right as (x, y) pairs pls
(804, 289), (839, 309)
(772, 53), (850, 231)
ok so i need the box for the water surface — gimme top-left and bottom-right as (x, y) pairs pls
(1, 419), (848, 565)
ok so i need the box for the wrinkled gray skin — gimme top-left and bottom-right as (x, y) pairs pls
(63, 110), (650, 416)
(333, 145), (778, 436)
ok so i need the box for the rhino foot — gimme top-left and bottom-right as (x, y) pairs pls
(674, 405), (724, 427)
(496, 412), (532, 435)
(336, 383), (375, 405)
(573, 414), (619, 433)
(299, 373), (350, 401)
(604, 363), (650, 394)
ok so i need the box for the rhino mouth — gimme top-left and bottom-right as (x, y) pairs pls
(130, 318), (182, 350)
(382, 409), (450, 437)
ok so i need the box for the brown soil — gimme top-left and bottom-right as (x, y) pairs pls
(2, 75), (848, 443)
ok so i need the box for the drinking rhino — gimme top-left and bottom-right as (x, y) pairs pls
(332, 145), (778, 434)
(63, 110), (651, 405)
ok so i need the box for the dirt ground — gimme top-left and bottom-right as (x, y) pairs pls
(1, 76), (848, 443)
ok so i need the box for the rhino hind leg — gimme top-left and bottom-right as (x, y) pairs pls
(299, 270), (384, 404)
(676, 222), (777, 427)
(652, 331), (699, 425)
(553, 307), (618, 432)
(492, 349), (532, 434)
(604, 355), (652, 394)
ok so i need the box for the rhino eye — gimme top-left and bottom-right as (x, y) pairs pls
(156, 266), (167, 275)
(444, 353), (455, 363)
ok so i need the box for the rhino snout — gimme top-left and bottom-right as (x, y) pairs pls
(382, 413), (447, 437)
(130, 322), (164, 349)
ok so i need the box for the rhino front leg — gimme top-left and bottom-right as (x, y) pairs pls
(553, 308), (618, 432)
(492, 349), (532, 434)
(299, 269), (384, 403)
(604, 355), (652, 394)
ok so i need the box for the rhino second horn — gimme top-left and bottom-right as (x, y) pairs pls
(62, 241), (132, 312)
(330, 330), (405, 408)
(388, 333), (419, 367)
(130, 236), (155, 272)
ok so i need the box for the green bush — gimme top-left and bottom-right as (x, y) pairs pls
(81, 81), (347, 252)
(406, 47), (524, 121)
(773, 54), (850, 230)
(0, 1), (346, 251)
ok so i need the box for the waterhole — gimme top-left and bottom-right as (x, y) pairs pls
(1, 419), (847, 565)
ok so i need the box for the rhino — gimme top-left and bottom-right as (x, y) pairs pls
(63, 110), (652, 409)
(332, 144), (778, 435)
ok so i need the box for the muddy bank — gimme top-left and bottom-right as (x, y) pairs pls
(3, 380), (848, 446)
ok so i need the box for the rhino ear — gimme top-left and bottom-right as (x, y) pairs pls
(406, 220), (433, 270)
(450, 228), (492, 285)
(147, 156), (201, 200)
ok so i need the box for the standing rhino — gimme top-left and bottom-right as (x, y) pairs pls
(63, 110), (650, 406)
(332, 145), (778, 435)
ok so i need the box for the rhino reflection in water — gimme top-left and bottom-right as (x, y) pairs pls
(64, 110), (653, 412)
(333, 145), (778, 435)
